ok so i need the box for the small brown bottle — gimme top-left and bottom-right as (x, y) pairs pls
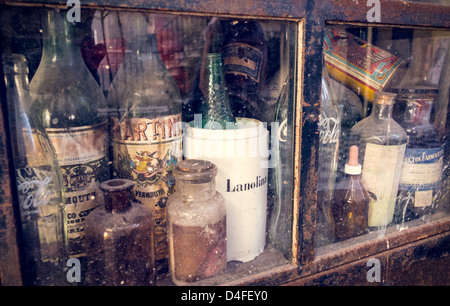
(332, 145), (369, 242)
(84, 179), (156, 286)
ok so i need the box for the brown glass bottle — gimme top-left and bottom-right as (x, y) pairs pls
(84, 179), (156, 286)
(221, 20), (268, 119)
(332, 146), (369, 242)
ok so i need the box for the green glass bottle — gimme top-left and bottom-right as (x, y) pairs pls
(29, 9), (110, 260)
(3, 54), (67, 285)
(199, 53), (236, 129)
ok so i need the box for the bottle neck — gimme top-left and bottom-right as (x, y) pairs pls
(201, 53), (235, 128)
(102, 180), (134, 213)
(4, 62), (30, 114)
(41, 10), (84, 65)
(371, 102), (394, 120)
(127, 13), (158, 55)
(175, 180), (216, 202)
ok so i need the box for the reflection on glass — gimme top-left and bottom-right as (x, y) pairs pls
(319, 25), (450, 248)
(1, 7), (297, 285)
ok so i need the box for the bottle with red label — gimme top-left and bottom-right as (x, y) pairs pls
(106, 12), (182, 270)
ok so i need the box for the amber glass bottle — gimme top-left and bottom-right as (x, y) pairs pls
(332, 145), (369, 241)
(84, 179), (156, 286)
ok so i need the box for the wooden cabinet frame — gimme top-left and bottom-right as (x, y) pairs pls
(0, 0), (449, 286)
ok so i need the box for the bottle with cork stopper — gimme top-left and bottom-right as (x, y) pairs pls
(332, 145), (369, 242)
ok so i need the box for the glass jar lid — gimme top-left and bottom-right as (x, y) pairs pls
(173, 159), (218, 183)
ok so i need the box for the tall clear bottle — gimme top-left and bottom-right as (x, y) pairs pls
(350, 92), (408, 229)
(316, 62), (342, 246)
(268, 75), (294, 257)
(29, 9), (110, 261)
(3, 54), (67, 285)
(107, 12), (182, 269)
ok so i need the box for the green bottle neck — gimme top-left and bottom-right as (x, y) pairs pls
(201, 53), (235, 129)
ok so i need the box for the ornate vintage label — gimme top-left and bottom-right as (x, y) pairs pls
(398, 147), (444, 207)
(111, 113), (182, 260)
(46, 121), (109, 257)
(222, 43), (264, 83)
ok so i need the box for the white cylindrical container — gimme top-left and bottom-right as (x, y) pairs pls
(183, 118), (269, 262)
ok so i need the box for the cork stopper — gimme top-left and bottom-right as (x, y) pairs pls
(345, 145), (362, 175)
(373, 92), (397, 105)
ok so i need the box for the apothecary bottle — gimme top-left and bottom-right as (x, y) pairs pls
(317, 62), (341, 246)
(392, 87), (444, 223)
(84, 179), (156, 286)
(107, 12), (182, 267)
(3, 54), (67, 285)
(167, 159), (227, 285)
(350, 92), (408, 228)
(198, 53), (236, 129)
(332, 145), (369, 241)
(29, 9), (110, 260)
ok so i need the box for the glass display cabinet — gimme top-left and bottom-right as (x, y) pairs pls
(0, 0), (449, 286)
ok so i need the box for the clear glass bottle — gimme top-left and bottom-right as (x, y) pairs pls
(350, 92), (408, 228)
(107, 12), (182, 268)
(84, 179), (156, 286)
(316, 62), (342, 246)
(3, 54), (67, 285)
(29, 9), (110, 260)
(392, 87), (444, 224)
(167, 159), (226, 285)
(198, 53), (236, 129)
(268, 75), (293, 257)
(332, 145), (369, 242)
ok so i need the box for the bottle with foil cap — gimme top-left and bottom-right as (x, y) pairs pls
(391, 87), (444, 224)
(350, 92), (408, 228)
(332, 145), (369, 241)
(167, 159), (226, 285)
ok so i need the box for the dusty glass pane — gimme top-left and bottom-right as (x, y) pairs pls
(317, 24), (450, 249)
(0, 6), (299, 285)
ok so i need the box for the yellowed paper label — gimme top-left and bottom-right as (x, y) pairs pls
(46, 121), (109, 257)
(361, 143), (406, 227)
